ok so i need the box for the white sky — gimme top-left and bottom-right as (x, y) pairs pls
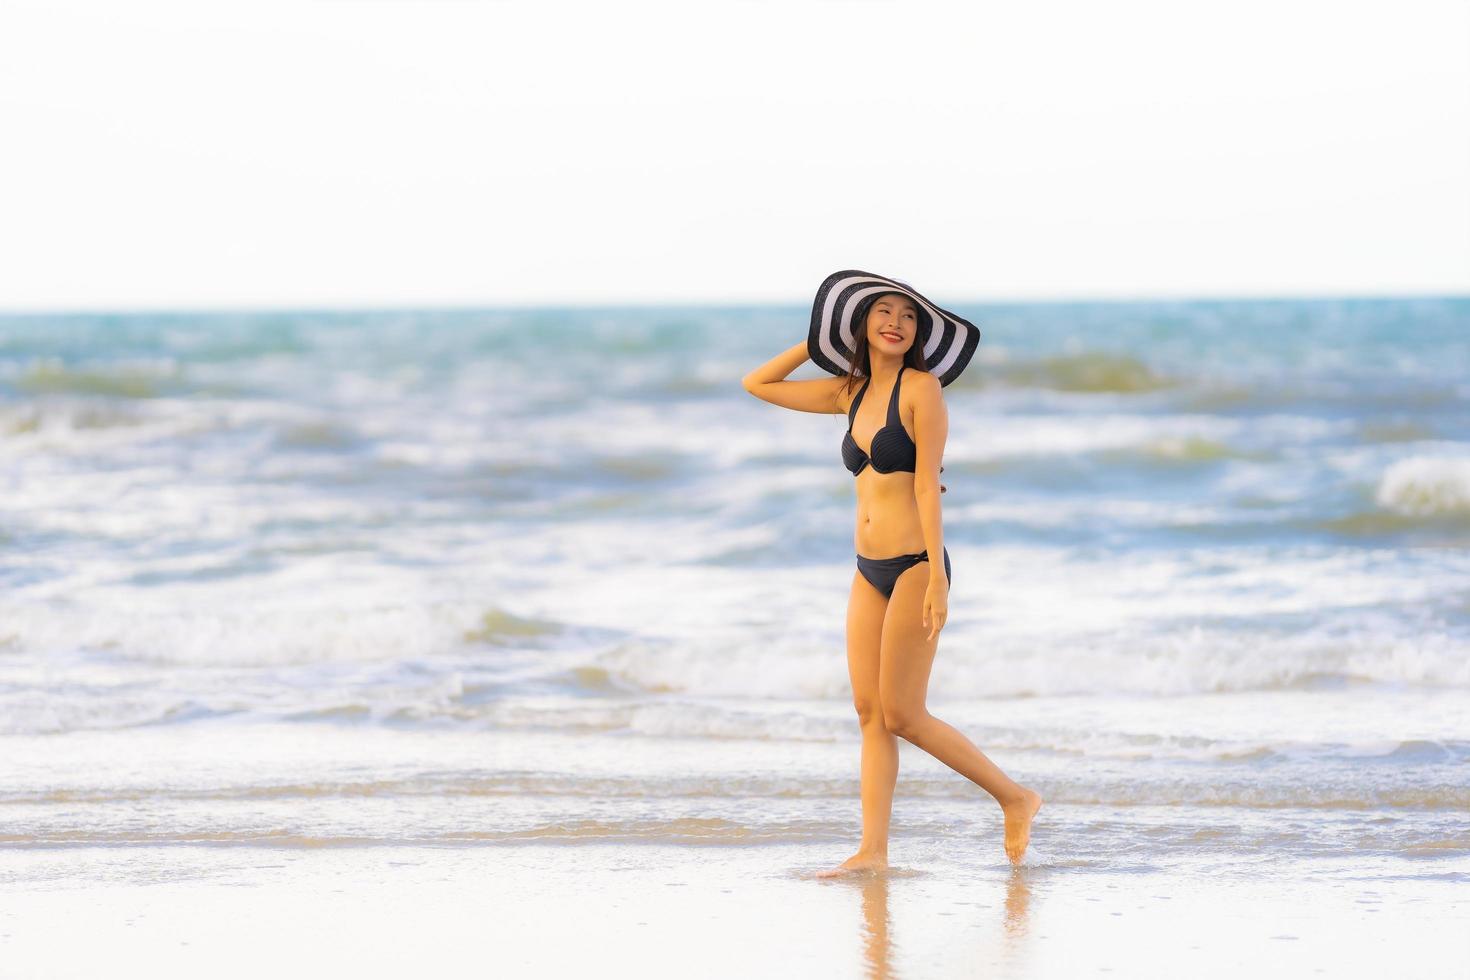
(1, 0), (1467, 311)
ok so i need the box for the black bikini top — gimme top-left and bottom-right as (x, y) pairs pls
(842, 367), (919, 476)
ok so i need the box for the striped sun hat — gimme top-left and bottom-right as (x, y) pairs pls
(807, 269), (980, 387)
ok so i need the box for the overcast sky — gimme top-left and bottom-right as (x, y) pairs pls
(1, 0), (1467, 311)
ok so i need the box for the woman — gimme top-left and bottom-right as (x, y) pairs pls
(742, 270), (1044, 874)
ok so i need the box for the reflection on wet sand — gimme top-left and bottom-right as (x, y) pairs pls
(819, 864), (1037, 979)
(857, 872), (891, 979)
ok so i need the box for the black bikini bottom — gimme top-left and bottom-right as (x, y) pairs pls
(855, 547), (951, 599)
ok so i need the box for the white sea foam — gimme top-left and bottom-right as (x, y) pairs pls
(1, 562), (486, 667)
(589, 617), (1470, 700)
(1376, 455), (1470, 516)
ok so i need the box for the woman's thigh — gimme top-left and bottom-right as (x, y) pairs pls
(846, 568), (889, 723)
(878, 561), (940, 718)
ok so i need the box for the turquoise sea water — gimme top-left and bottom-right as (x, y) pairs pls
(0, 299), (1467, 886)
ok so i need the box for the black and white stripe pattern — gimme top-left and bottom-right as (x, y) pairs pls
(807, 270), (980, 387)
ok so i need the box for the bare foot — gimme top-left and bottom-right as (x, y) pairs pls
(1002, 788), (1044, 864)
(815, 850), (889, 878)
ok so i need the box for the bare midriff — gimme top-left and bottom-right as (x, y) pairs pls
(853, 467), (928, 558)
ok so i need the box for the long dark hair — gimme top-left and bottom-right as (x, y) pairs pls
(836, 291), (933, 401)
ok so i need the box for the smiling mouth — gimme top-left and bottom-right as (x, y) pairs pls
(880, 332), (902, 342)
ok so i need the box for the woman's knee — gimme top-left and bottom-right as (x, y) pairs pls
(852, 697), (885, 728)
(880, 703), (925, 737)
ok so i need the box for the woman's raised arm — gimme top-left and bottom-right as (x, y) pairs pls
(742, 341), (846, 415)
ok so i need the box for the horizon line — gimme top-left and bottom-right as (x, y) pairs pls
(1, 287), (1467, 318)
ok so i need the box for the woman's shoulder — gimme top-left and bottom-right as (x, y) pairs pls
(904, 368), (943, 396)
(900, 370), (944, 420)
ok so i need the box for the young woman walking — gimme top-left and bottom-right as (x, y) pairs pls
(742, 270), (1043, 875)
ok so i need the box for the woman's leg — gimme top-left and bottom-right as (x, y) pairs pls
(878, 561), (1044, 864)
(816, 568), (897, 877)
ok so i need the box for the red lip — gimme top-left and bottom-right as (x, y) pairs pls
(881, 333), (902, 342)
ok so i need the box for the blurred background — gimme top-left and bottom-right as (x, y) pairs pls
(1, 1), (1467, 976)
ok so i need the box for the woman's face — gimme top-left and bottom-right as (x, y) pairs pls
(865, 293), (920, 355)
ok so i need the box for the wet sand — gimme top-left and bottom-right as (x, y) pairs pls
(4, 841), (1465, 978)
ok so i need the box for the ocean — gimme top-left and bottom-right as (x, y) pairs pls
(1, 299), (1467, 976)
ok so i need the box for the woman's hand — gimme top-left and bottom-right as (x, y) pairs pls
(922, 575), (949, 642)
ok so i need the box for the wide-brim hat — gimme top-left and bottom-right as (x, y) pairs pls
(807, 269), (980, 387)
